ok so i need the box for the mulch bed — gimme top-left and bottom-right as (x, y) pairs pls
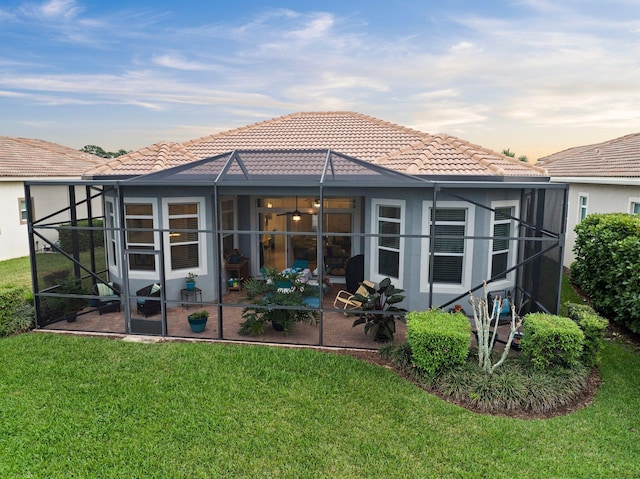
(333, 347), (602, 420)
(335, 314), (640, 419)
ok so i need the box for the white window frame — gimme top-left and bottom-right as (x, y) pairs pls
(18, 197), (32, 225)
(578, 193), (589, 222)
(370, 198), (405, 288)
(629, 197), (640, 215)
(105, 199), (120, 276)
(162, 197), (206, 280)
(488, 200), (519, 290)
(124, 198), (159, 280)
(420, 201), (475, 294)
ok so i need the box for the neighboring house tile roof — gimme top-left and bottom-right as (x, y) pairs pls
(85, 111), (547, 178)
(537, 132), (640, 178)
(0, 136), (104, 178)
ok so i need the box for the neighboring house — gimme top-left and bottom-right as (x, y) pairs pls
(27, 112), (568, 340)
(537, 132), (640, 267)
(0, 136), (105, 261)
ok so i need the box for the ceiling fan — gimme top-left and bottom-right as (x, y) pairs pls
(276, 196), (309, 221)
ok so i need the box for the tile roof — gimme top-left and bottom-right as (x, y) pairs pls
(0, 136), (104, 178)
(85, 111), (547, 178)
(537, 132), (640, 178)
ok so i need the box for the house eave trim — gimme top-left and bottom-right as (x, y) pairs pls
(550, 176), (640, 186)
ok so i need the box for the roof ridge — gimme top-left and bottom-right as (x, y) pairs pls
(373, 137), (436, 165)
(181, 111), (432, 148)
(89, 140), (196, 174)
(440, 133), (548, 175)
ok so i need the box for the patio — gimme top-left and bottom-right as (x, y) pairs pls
(43, 285), (409, 350)
(43, 283), (521, 352)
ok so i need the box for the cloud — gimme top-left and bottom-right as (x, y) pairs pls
(152, 53), (225, 72)
(20, 0), (81, 20)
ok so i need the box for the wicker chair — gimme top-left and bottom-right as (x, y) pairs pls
(91, 282), (121, 315)
(136, 283), (162, 317)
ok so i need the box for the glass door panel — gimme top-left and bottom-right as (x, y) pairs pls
(127, 251), (164, 335)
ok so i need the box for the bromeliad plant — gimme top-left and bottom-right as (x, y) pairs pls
(350, 278), (407, 342)
(239, 267), (319, 336)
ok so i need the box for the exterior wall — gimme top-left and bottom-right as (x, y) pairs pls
(103, 186), (218, 307)
(561, 182), (640, 266)
(365, 187), (524, 313)
(0, 181), (97, 261)
(0, 181), (29, 261)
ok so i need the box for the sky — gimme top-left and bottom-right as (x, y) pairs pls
(1, 0), (640, 161)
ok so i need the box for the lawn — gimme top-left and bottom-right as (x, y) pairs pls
(0, 255), (32, 288)
(0, 333), (639, 478)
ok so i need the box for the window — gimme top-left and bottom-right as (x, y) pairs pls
(105, 200), (117, 268)
(371, 199), (404, 285)
(125, 201), (157, 272)
(163, 197), (205, 278)
(220, 197), (236, 256)
(431, 208), (466, 284)
(421, 201), (475, 292)
(168, 202), (200, 270)
(630, 198), (640, 215)
(578, 194), (588, 222)
(18, 197), (33, 224)
(489, 202), (518, 284)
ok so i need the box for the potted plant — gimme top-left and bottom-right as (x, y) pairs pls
(185, 272), (197, 291)
(187, 309), (209, 333)
(239, 267), (319, 336)
(350, 278), (407, 342)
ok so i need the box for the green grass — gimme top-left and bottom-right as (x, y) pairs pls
(0, 255), (32, 288)
(0, 334), (639, 478)
(560, 270), (586, 316)
(0, 249), (107, 292)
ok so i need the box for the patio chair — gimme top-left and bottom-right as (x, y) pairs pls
(136, 283), (162, 317)
(345, 254), (364, 294)
(91, 281), (121, 315)
(333, 280), (375, 311)
(488, 289), (512, 324)
(292, 259), (309, 270)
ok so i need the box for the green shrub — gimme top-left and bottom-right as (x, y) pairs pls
(521, 313), (584, 370)
(406, 310), (470, 377)
(566, 303), (608, 367)
(57, 219), (104, 252)
(571, 213), (640, 333)
(0, 286), (34, 336)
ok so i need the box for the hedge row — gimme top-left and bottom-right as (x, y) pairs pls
(406, 310), (470, 377)
(521, 313), (584, 370)
(566, 303), (608, 367)
(0, 286), (34, 337)
(571, 213), (640, 333)
(57, 219), (104, 253)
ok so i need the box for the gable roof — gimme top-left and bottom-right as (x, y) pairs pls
(537, 132), (640, 178)
(86, 111), (547, 178)
(0, 136), (104, 178)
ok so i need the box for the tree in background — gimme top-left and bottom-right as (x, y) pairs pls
(502, 148), (528, 163)
(80, 145), (129, 158)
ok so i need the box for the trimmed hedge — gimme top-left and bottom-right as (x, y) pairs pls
(571, 213), (640, 333)
(0, 286), (34, 337)
(521, 313), (584, 370)
(566, 303), (608, 367)
(406, 309), (470, 377)
(57, 219), (104, 253)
